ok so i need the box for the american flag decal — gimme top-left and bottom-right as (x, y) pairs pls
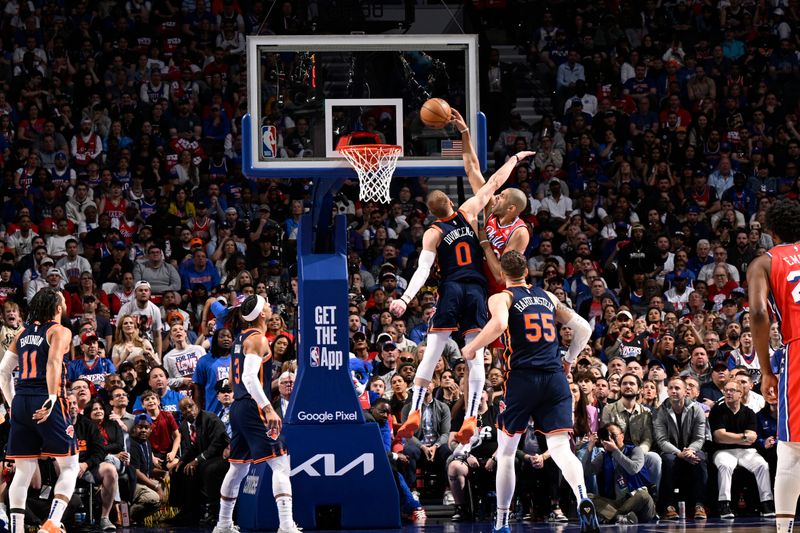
(441, 139), (463, 157)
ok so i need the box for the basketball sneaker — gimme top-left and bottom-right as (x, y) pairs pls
(578, 498), (600, 533)
(397, 410), (421, 439)
(212, 524), (241, 533)
(37, 520), (64, 533)
(411, 508), (427, 525)
(277, 521), (303, 533)
(455, 416), (477, 444)
(492, 526), (510, 533)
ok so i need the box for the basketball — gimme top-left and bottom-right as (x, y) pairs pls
(420, 98), (451, 128)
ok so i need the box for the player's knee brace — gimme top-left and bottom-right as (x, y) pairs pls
(54, 455), (79, 498)
(221, 461), (250, 499)
(268, 455), (292, 497)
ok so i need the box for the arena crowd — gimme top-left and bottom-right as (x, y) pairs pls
(0, 0), (796, 530)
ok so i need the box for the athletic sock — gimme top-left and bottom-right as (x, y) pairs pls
(276, 495), (293, 529)
(48, 498), (67, 526)
(495, 507), (510, 529)
(409, 384), (427, 412)
(465, 353), (485, 418)
(9, 510), (23, 533)
(219, 497), (237, 526)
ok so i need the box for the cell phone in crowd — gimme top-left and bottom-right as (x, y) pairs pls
(597, 427), (610, 442)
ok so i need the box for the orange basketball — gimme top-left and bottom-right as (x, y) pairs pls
(420, 98), (451, 129)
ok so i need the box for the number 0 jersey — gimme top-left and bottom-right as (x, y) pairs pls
(769, 243), (800, 346)
(501, 285), (561, 372)
(431, 209), (485, 284)
(15, 321), (67, 397)
(230, 328), (272, 402)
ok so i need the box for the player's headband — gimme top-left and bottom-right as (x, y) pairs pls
(243, 294), (267, 322)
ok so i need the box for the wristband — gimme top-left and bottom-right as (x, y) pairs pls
(400, 295), (410, 305)
(459, 128), (468, 134)
(514, 154), (520, 163)
(480, 240), (490, 245)
(392, 452), (398, 461)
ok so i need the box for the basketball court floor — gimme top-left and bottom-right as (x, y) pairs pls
(119, 517), (779, 533)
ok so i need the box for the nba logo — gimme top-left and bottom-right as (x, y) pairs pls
(262, 126), (277, 158)
(310, 346), (320, 367)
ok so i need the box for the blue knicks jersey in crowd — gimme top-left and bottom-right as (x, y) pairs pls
(502, 286), (561, 372)
(15, 321), (66, 396)
(230, 328), (271, 402)
(431, 210), (485, 284)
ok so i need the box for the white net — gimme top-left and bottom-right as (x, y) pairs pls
(339, 145), (402, 204)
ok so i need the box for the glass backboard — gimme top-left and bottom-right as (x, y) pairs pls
(243, 34), (486, 179)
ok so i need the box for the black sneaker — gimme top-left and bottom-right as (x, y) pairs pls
(718, 501), (735, 519)
(761, 500), (776, 518)
(451, 504), (472, 522)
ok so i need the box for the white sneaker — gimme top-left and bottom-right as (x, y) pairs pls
(99, 516), (117, 531)
(443, 489), (455, 505)
(213, 524), (241, 533)
(277, 522), (303, 533)
(411, 508), (427, 525)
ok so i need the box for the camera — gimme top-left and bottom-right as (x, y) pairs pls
(598, 427), (610, 442)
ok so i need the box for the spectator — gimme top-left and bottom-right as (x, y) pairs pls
(131, 366), (185, 418)
(272, 371), (295, 419)
(600, 373), (662, 496)
(192, 328), (234, 414)
(587, 423), (656, 524)
(132, 246), (181, 295)
(169, 397), (229, 526)
(85, 397), (128, 531)
(398, 382), (451, 493)
(128, 414), (166, 525)
(653, 376), (708, 520)
(709, 380), (775, 519)
(116, 281), (164, 357)
(163, 324), (205, 390)
(67, 330), (117, 387)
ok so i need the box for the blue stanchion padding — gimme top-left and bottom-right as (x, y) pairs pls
(234, 212), (401, 529)
(287, 212), (364, 425)
(236, 424), (401, 530)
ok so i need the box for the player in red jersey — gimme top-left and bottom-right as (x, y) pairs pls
(451, 110), (530, 294)
(748, 199), (800, 533)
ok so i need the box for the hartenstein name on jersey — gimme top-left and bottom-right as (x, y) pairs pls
(19, 335), (44, 348)
(443, 226), (474, 245)
(513, 295), (555, 313)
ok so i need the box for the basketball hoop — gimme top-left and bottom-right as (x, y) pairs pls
(339, 144), (402, 204)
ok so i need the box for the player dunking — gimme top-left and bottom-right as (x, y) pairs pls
(213, 295), (300, 533)
(451, 109), (529, 295)
(749, 199), (800, 533)
(389, 150), (535, 444)
(461, 252), (598, 533)
(0, 288), (78, 533)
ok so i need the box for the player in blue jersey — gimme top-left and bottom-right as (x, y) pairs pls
(0, 288), (79, 533)
(213, 295), (300, 533)
(462, 251), (598, 533)
(390, 150), (535, 444)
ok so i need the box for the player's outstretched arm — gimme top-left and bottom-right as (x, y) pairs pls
(451, 109), (485, 195)
(390, 228), (441, 317)
(747, 254), (777, 401)
(462, 293), (511, 360)
(460, 150), (535, 220)
(0, 330), (21, 407)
